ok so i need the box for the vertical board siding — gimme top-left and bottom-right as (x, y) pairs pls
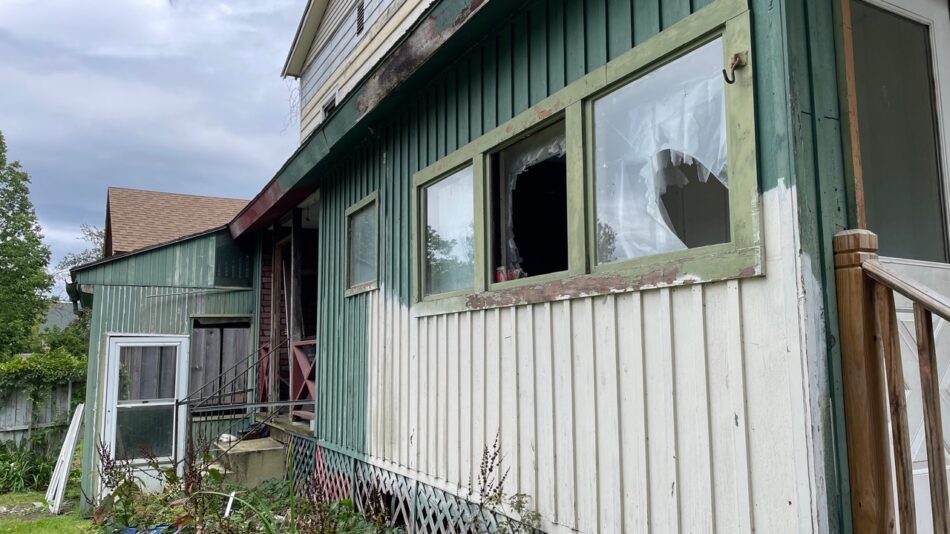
(314, 0), (705, 455)
(310, 1), (818, 532)
(80, 283), (256, 502)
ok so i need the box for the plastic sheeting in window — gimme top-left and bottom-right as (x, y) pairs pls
(593, 38), (728, 264)
(499, 121), (567, 273)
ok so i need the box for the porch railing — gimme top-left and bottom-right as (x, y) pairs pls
(835, 229), (950, 533)
(290, 339), (317, 421)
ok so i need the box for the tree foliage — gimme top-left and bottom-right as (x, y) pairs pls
(0, 131), (53, 355)
(55, 223), (104, 283)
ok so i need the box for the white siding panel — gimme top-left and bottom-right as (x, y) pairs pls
(363, 184), (817, 533)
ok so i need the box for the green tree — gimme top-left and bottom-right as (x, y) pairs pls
(0, 131), (53, 355)
(55, 223), (104, 281)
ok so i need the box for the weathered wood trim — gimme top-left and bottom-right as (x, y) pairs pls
(411, 5), (761, 316)
(833, 229), (895, 531)
(832, 0), (866, 228)
(914, 303), (950, 533)
(344, 190), (380, 293)
(873, 284), (917, 533)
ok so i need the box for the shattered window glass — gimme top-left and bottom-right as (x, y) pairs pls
(490, 121), (568, 281)
(593, 38), (730, 265)
(424, 166), (475, 295)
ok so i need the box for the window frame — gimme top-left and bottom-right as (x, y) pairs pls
(344, 191), (379, 296)
(413, 162), (485, 304)
(411, 0), (759, 316)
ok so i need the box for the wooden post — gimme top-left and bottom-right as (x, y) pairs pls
(833, 229), (895, 532)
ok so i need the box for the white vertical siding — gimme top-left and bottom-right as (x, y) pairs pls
(364, 184), (818, 533)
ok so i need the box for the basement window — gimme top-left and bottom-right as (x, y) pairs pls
(490, 121), (568, 281)
(346, 192), (377, 293)
(423, 166), (475, 296)
(593, 38), (730, 265)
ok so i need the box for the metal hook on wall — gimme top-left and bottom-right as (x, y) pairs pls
(722, 53), (747, 84)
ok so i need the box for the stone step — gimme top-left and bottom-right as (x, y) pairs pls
(213, 437), (286, 489)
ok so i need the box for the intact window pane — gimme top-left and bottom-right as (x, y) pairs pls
(118, 346), (177, 402)
(491, 121), (568, 280)
(424, 167), (475, 295)
(594, 38), (730, 264)
(115, 404), (174, 460)
(348, 202), (377, 287)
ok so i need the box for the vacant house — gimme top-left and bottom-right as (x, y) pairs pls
(74, 0), (950, 532)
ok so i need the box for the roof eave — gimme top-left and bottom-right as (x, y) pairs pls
(233, 0), (494, 239)
(282, 0), (330, 78)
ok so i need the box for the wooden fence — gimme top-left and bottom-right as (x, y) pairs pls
(0, 383), (73, 446)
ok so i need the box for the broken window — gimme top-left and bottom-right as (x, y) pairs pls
(593, 38), (730, 264)
(490, 121), (568, 281)
(423, 166), (474, 295)
(347, 196), (377, 289)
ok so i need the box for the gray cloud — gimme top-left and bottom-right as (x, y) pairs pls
(0, 0), (304, 296)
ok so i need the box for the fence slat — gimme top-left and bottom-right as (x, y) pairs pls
(875, 283), (917, 533)
(914, 303), (950, 534)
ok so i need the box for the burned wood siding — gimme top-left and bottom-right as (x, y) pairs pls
(311, 0), (835, 532)
(299, 0), (433, 138)
(259, 232), (274, 352)
(312, 0), (711, 468)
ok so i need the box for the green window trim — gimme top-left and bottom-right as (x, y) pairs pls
(411, 0), (760, 317)
(344, 191), (379, 297)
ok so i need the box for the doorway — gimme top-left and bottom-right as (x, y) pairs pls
(852, 0), (950, 262)
(101, 336), (189, 494)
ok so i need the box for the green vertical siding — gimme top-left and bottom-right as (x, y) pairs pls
(75, 230), (252, 289)
(313, 0), (709, 456)
(77, 234), (258, 512)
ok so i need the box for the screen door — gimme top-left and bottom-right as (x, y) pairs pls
(101, 336), (189, 493)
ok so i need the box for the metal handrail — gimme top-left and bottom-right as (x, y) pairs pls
(180, 336), (291, 406)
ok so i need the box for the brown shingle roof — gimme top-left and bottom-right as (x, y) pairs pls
(104, 187), (248, 256)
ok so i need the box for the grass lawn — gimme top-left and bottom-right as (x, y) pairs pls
(0, 492), (92, 533)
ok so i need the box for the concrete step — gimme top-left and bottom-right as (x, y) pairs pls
(214, 437), (286, 489)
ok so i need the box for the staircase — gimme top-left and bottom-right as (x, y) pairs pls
(174, 338), (310, 487)
(835, 229), (950, 533)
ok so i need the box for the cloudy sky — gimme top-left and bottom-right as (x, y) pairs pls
(0, 0), (305, 297)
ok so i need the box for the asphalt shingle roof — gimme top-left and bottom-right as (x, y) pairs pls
(105, 187), (248, 255)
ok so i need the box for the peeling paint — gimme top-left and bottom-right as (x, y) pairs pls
(357, 0), (488, 116)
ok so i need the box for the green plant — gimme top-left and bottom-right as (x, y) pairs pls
(0, 348), (85, 402)
(0, 435), (57, 492)
(467, 434), (542, 534)
(0, 130), (53, 357)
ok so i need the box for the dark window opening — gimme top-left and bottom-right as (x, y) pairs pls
(356, 1), (365, 35)
(659, 156), (731, 249)
(322, 97), (336, 118)
(491, 121), (568, 281)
